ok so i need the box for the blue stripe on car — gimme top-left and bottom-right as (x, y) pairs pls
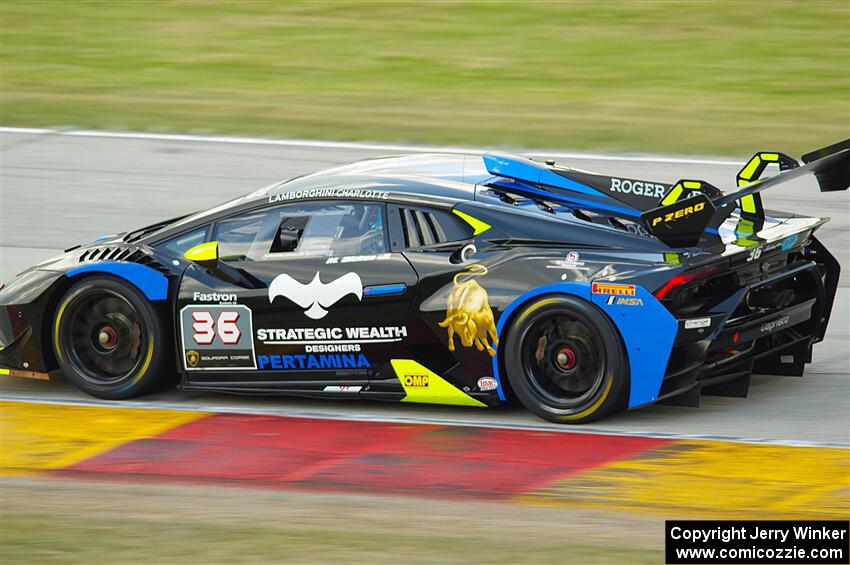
(66, 262), (169, 301)
(363, 283), (407, 297)
(492, 282), (677, 408)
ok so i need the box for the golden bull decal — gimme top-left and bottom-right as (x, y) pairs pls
(438, 264), (498, 357)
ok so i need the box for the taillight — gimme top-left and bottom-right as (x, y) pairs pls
(654, 266), (723, 301)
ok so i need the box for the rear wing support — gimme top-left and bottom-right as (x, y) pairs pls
(641, 139), (850, 248)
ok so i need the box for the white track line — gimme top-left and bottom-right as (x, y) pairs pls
(0, 126), (742, 166)
(1, 395), (844, 449)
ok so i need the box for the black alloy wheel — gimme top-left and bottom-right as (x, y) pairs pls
(503, 295), (629, 423)
(54, 276), (168, 399)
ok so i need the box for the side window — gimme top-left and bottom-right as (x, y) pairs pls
(390, 206), (474, 250)
(159, 227), (208, 256)
(213, 202), (387, 262)
(214, 209), (282, 261)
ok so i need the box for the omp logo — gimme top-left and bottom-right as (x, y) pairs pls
(760, 315), (790, 334)
(402, 374), (429, 387)
(650, 202), (706, 226)
(606, 296), (643, 306)
(610, 178), (666, 198)
(592, 283), (636, 296)
(269, 272), (363, 320)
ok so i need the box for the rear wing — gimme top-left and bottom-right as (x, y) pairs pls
(640, 139), (850, 248)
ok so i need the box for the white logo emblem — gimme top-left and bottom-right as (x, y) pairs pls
(269, 272), (363, 319)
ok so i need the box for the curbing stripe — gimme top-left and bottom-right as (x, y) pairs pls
(0, 400), (206, 475)
(518, 440), (849, 519)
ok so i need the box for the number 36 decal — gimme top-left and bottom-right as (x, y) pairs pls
(179, 304), (257, 371)
(191, 310), (242, 345)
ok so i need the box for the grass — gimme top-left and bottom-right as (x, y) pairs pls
(0, 1), (847, 155)
(0, 513), (659, 564)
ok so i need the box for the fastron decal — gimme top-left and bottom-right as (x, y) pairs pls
(192, 291), (237, 303)
(269, 271), (362, 319)
(438, 264), (498, 357)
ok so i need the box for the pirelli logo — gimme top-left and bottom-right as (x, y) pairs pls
(592, 283), (636, 296)
(402, 374), (429, 387)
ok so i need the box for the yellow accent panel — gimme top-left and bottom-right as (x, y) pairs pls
(740, 195), (757, 214)
(663, 252), (680, 264)
(661, 183), (684, 206)
(184, 241), (219, 262)
(682, 181), (701, 189)
(0, 401), (206, 476)
(734, 238), (759, 248)
(735, 218), (755, 235)
(0, 368), (9, 375)
(518, 441), (849, 519)
(390, 359), (486, 407)
(452, 210), (491, 235)
(740, 155), (762, 180)
(762, 152), (779, 161)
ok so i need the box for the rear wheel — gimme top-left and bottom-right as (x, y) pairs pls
(53, 276), (169, 399)
(502, 295), (628, 423)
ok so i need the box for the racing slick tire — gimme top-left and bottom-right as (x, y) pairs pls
(503, 295), (629, 424)
(53, 276), (169, 399)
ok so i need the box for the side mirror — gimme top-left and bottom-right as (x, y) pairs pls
(184, 241), (219, 268)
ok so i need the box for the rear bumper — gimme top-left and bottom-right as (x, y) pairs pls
(657, 258), (833, 404)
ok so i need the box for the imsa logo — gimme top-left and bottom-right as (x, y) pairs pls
(402, 374), (429, 387)
(607, 296), (644, 307)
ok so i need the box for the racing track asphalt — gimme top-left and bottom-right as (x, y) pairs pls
(1, 129), (847, 446)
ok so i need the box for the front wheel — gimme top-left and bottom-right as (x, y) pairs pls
(53, 276), (169, 399)
(502, 295), (629, 424)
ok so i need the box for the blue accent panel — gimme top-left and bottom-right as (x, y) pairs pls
(489, 180), (640, 218)
(590, 286), (677, 408)
(483, 153), (609, 199)
(66, 262), (169, 301)
(491, 282), (677, 408)
(492, 282), (590, 401)
(363, 283), (407, 297)
(704, 227), (719, 235)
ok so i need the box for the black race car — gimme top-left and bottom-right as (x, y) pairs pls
(1, 140), (847, 423)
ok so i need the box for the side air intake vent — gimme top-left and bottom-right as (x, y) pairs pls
(397, 207), (473, 248)
(78, 246), (134, 263)
(76, 246), (170, 276)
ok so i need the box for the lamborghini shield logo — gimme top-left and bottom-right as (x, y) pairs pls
(186, 350), (200, 368)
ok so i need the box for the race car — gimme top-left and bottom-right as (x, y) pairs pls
(1, 139), (847, 423)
